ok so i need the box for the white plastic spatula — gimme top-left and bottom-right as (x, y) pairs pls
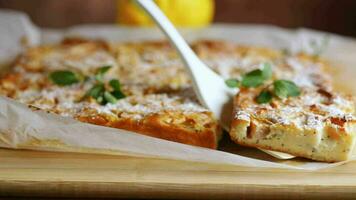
(135, 0), (295, 159)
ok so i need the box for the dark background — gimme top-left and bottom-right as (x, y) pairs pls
(1, 0), (356, 37)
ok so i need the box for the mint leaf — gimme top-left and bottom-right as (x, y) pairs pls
(273, 80), (300, 99)
(283, 80), (301, 97)
(225, 78), (240, 88)
(111, 90), (125, 99)
(95, 66), (112, 82)
(241, 63), (272, 88)
(97, 66), (111, 75)
(109, 79), (125, 100)
(104, 91), (117, 104)
(49, 70), (80, 86)
(256, 90), (273, 104)
(245, 69), (262, 77)
(261, 63), (272, 80)
(241, 72), (264, 87)
(80, 67), (126, 105)
(96, 95), (105, 105)
(109, 79), (121, 91)
(86, 83), (105, 99)
(274, 81), (289, 98)
(84, 79), (125, 105)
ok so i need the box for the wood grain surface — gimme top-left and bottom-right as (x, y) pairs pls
(0, 148), (356, 199)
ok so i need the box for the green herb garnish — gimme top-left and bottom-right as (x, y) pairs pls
(95, 66), (112, 82)
(109, 79), (126, 100)
(254, 80), (300, 104)
(50, 65), (126, 105)
(225, 63), (272, 88)
(261, 63), (272, 80)
(225, 78), (240, 88)
(224, 62), (300, 104)
(86, 83), (105, 99)
(83, 71), (126, 105)
(256, 90), (273, 104)
(49, 70), (80, 86)
(256, 80), (300, 104)
(109, 79), (121, 91)
(241, 63), (272, 88)
(111, 90), (126, 99)
(241, 70), (264, 87)
(273, 80), (300, 98)
(104, 91), (118, 104)
(255, 79), (300, 104)
(96, 95), (105, 105)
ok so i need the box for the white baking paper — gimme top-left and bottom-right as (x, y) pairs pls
(0, 10), (356, 170)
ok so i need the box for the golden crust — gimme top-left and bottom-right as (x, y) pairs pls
(78, 114), (220, 149)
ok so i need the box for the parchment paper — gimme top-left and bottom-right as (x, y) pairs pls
(1, 10), (355, 170)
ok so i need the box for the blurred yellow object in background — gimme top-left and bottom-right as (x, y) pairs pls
(117, 0), (214, 27)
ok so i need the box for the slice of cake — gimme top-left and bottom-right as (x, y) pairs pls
(231, 87), (356, 162)
(228, 51), (356, 162)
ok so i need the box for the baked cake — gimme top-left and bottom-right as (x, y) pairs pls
(219, 50), (356, 162)
(0, 39), (222, 149)
(0, 38), (355, 161)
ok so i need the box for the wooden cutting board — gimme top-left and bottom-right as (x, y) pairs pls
(0, 148), (356, 199)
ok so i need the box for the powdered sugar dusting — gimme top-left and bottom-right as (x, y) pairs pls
(43, 50), (118, 75)
(234, 110), (250, 122)
(101, 94), (208, 120)
(238, 88), (355, 130)
(2, 40), (355, 132)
